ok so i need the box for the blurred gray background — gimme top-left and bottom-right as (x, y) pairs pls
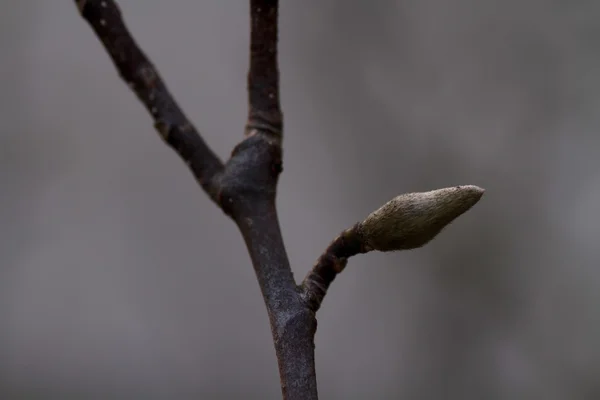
(1, 1), (599, 398)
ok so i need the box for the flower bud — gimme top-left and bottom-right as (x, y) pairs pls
(357, 185), (484, 252)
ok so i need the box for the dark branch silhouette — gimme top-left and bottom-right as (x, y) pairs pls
(74, 1), (484, 398)
(74, 0), (224, 201)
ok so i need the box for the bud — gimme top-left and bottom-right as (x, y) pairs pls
(357, 185), (484, 252)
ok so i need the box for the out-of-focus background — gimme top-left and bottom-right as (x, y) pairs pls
(2, 1), (599, 398)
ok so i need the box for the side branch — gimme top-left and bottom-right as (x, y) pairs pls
(76, 0), (224, 201)
(301, 186), (485, 312)
(301, 226), (367, 312)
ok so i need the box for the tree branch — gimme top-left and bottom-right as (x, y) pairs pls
(301, 186), (485, 313)
(75, 1), (485, 399)
(301, 226), (366, 312)
(246, 0), (283, 137)
(75, 0), (224, 201)
(219, 1), (318, 398)
(76, 1), (317, 399)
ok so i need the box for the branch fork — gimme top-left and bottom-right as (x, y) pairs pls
(74, 1), (485, 398)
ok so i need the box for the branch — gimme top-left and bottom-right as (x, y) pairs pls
(76, 1), (316, 399)
(75, 1), (485, 399)
(246, 0), (283, 137)
(221, 2), (318, 398)
(301, 186), (485, 312)
(75, 0), (224, 201)
(301, 226), (365, 312)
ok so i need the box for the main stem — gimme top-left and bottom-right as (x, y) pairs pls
(234, 202), (318, 400)
(240, 1), (319, 398)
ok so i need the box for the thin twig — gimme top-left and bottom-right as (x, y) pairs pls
(75, 0), (224, 201)
(246, 0), (283, 137)
(301, 186), (485, 313)
(300, 225), (367, 312)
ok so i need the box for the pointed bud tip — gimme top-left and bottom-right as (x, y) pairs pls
(458, 184), (485, 194)
(458, 184), (485, 198)
(445, 185), (485, 208)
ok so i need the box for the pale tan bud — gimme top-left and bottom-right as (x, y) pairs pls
(357, 185), (484, 252)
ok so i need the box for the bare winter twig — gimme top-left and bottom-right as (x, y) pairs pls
(75, 0), (224, 201)
(301, 186), (485, 312)
(74, 1), (484, 399)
